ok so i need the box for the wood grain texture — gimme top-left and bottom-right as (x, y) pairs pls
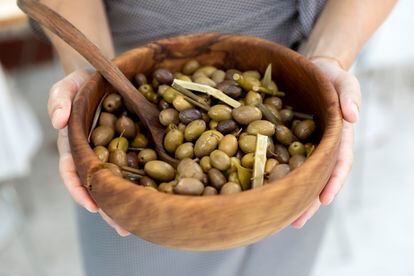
(67, 33), (342, 251)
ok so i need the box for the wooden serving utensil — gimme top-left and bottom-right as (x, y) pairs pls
(17, 0), (178, 167)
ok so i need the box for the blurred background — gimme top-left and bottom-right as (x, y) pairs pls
(0, 0), (413, 275)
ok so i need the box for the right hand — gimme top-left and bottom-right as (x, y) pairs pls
(49, 69), (130, 237)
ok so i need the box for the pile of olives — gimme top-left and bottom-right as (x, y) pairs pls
(90, 60), (317, 196)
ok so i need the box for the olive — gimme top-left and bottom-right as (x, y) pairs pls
(293, 120), (316, 140)
(201, 112), (210, 124)
(152, 78), (159, 90)
(272, 144), (290, 164)
(268, 164), (291, 182)
(173, 95), (193, 111)
(275, 125), (295, 146)
(288, 141), (306, 156)
(158, 99), (170, 110)
(225, 69), (242, 80)
(232, 105), (262, 125)
(263, 104), (282, 121)
(131, 133), (149, 148)
(175, 143), (194, 160)
(164, 128), (184, 153)
(220, 182), (242, 194)
(218, 134), (238, 157)
(134, 73), (147, 86)
(159, 108), (179, 126)
(177, 158), (205, 181)
(182, 59), (200, 75)
(179, 108), (202, 124)
(241, 153), (254, 169)
(194, 65), (217, 77)
(99, 112), (117, 129)
(202, 186), (218, 196)
(194, 132), (220, 157)
(211, 69), (226, 84)
(139, 176), (157, 188)
(216, 120), (237, 134)
(207, 168), (227, 190)
(264, 96), (282, 110)
(267, 137), (275, 158)
(137, 149), (157, 164)
(233, 74), (262, 91)
(93, 146), (109, 162)
(289, 154), (306, 170)
(103, 93), (122, 113)
(244, 70), (261, 79)
(291, 120), (301, 130)
(126, 152), (139, 168)
(104, 163), (123, 177)
(162, 87), (179, 103)
(115, 115), (136, 139)
(238, 134), (257, 153)
(235, 150), (244, 159)
(216, 80), (242, 98)
(265, 158), (279, 174)
(280, 109), (294, 123)
(200, 156), (212, 173)
(144, 160), (175, 182)
(108, 137), (129, 152)
(193, 75), (216, 87)
(174, 178), (204, 196)
(209, 120), (218, 130)
(184, 119), (206, 141)
(144, 186), (158, 192)
(247, 120), (276, 136)
(153, 68), (173, 85)
(305, 143), (316, 157)
(139, 84), (154, 95)
(210, 150), (231, 171)
(158, 181), (176, 194)
(178, 123), (186, 133)
(228, 172), (240, 185)
(109, 149), (128, 167)
(91, 126), (114, 146)
(208, 104), (232, 121)
(157, 85), (170, 97)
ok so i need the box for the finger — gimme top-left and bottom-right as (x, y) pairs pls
(320, 122), (354, 205)
(98, 210), (130, 237)
(58, 128), (98, 213)
(334, 72), (361, 124)
(48, 70), (90, 129)
(291, 198), (321, 229)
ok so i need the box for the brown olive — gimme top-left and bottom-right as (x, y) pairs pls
(216, 80), (242, 98)
(220, 182), (242, 194)
(293, 120), (316, 140)
(93, 146), (109, 162)
(272, 144), (290, 164)
(208, 104), (232, 121)
(288, 141), (306, 156)
(134, 73), (147, 86)
(158, 99), (170, 110)
(108, 137), (129, 152)
(264, 158), (279, 174)
(202, 186), (218, 196)
(159, 108), (179, 126)
(115, 115), (136, 139)
(99, 112), (117, 129)
(200, 156), (212, 173)
(207, 168), (227, 190)
(289, 154), (306, 170)
(182, 59), (200, 75)
(177, 158), (205, 181)
(91, 126), (114, 146)
(201, 112), (210, 124)
(175, 142), (194, 160)
(144, 160), (175, 182)
(210, 150), (231, 171)
(241, 153), (254, 169)
(126, 152), (139, 168)
(268, 164), (291, 182)
(109, 149), (128, 167)
(174, 178), (204, 196)
(280, 109), (294, 123)
(247, 120), (276, 136)
(275, 125), (295, 146)
(218, 134), (238, 157)
(238, 134), (257, 153)
(139, 176), (157, 188)
(137, 149), (157, 165)
(232, 106), (262, 125)
(103, 93), (122, 113)
(184, 119), (206, 141)
(179, 108), (202, 124)
(216, 120), (237, 134)
(131, 133), (149, 148)
(153, 68), (173, 85)
(264, 96), (282, 110)
(164, 128), (184, 153)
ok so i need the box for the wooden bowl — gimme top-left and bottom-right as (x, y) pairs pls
(68, 33), (342, 251)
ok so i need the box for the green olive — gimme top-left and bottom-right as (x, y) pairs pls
(193, 75), (216, 87)
(139, 84), (154, 95)
(264, 96), (282, 110)
(232, 105), (262, 125)
(209, 120), (218, 130)
(245, 91), (263, 106)
(218, 134), (238, 157)
(194, 65), (217, 77)
(131, 133), (149, 148)
(228, 171), (240, 185)
(115, 115), (136, 139)
(99, 112), (117, 129)
(164, 128), (184, 153)
(93, 146), (109, 162)
(305, 143), (316, 157)
(177, 158), (205, 181)
(293, 119), (316, 140)
(265, 158), (279, 174)
(289, 154), (306, 170)
(184, 119), (206, 141)
(275, 125), (295, 146)
(247, 120), (276, 136)
(158, 181), (176, 194)
(109, 149), (128, 167)
(238, 134), (257, 153)
(211, 69), (226, 84)
(103, 93), (122, 113)
(91, 126), (114, 147)
(178, 123), (186, 133)
(280, 109), (294, 123)
(175, 142), (194, 160)
(263, 104), (282, 121)
(159, 108), (179, 126)
(139, 176), (157, 188)
(242, 70), (261, 80)
(172, 95), (194, 111)
(208, 104), (232, 121)
(233, 74), (261, 91)
(162, 87), (179, 103)
(210, 150), (231, 171)
(268, 164), (291, 182)
(202, 186), (218, 196)
(182, 59), (200, 75)
(200, 156), (212, 173)
(207, 168), (227, 190)
(241, 153), (255, 169)
(108, 137), (129, 152)
(126, 152), (139, 168)
(194, 132), (220, 157)
(288, 141), (306, 156)
(220, 182), (242, 194)
(225, 69), (242, 80)
(174, 178), (204, 195)
(157, 84), (170, 97)
(272, 144), (290, 164)
(137, 149), (157, 164)
(144, 160), (175, 182)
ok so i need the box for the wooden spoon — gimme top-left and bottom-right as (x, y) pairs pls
(17, 0), (178, 167)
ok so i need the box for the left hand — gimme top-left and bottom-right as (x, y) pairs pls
(291, 57), (361, 228)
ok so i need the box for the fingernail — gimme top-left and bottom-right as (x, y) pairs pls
(84, 204), (97, 213)
(324, 195), (334, 205)
(351, 103), (359, 122)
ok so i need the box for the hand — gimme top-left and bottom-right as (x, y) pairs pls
(291, 57), (361, 228)
(49, 70), (130, 237)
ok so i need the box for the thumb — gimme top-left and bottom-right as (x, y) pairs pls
(334, 71), (361, 124)
(48, 70), (91, 129)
